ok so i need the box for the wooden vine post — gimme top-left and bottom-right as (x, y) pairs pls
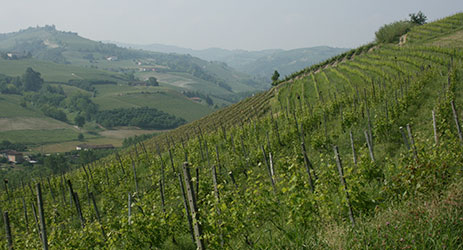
(89, 192), (106, 241)
(333, 146), (355, 227)
(131, 160), (139, 194)
(364, 130), (375, 162)
(211, 165), (220, 202)
(299, 124), (315, 192)
(261, 145), (276, 192)
(3, 211), (13, 250)
(3, 179), (9, 200)
(177, 172), (195, 242)
(349, 131), (357, 166)
(451, 101), (463, 143)
(182, 162), (204, 250)
(31, 202), (41, 240)
(159, 179), (165, 213)
(269, 152), (276, 183)
(115, 153), (125, 175)
(128, 193), (132, 225)
(432, 110), (439, 145)
(46, 177), (55, 202)
(406, 124), (418, 161)
(36, 183), (48, 250)
(21, 196), (29, 229)
(67, 180), (85, 228)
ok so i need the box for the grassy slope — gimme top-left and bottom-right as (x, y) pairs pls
(1, 13), (463, 249)
(93, 84), (213, 122)
(0, 58), (124, 83)
(0, 28), (256, 149)
(0, 93), (95, 146)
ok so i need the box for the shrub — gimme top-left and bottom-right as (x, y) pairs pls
(375, 20), (415, 43)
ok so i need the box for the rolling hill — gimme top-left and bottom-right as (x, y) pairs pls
(1, 12), (463, 249)
(116, 42), (348, 81)
(0, 26), (268, 150)
(0, 25), (267, 94)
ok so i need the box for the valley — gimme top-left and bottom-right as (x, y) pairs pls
(1, 9), (463, 250)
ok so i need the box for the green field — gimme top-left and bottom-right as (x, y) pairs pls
(0, 94), (41, 118)
(93, 85), (213, 122)
(33, 128), (159, 153)
(0, 128), (98, 145)
(0, 58), (125, 83)
(0, 25), (267, 152)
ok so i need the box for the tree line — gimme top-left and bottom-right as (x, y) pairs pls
(1, 68), (187, 130)
(95, 107), (186, 129)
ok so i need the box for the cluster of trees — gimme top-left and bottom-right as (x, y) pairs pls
(95, 107), (186, 129)
(65, 94), (98, 120)
(122, 133), (158, 148)
(66, 79), (116, 92)
(127, 76), (160, 87)
(0, 67), (44, 94)
(0, 140), (27, 151)
(1, 68), (186, 131)
(147, 76), (159, 86)
(40, 105), (68, 122)
(182, 90), (214, 105)
(375, 11), (427, 43)
(23, 85), (98, 125)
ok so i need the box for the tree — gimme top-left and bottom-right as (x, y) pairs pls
(79, 150), (97, 164)
(22, 67), (44, 92)
(77, 133), (84, 141)
(375, 21), (414, 43)
(271, 70), (280, 85)
(43, 154), (67, 174)
(205, 95), (214, 106)
(409, 11), (427, 25)
(147, 76), (159, 86)
(74, 115), (85, 127)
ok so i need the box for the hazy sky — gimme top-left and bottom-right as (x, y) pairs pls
(0, 0), (462, 50)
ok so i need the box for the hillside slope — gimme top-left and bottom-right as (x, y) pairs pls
(1, 13), (463, 249)
(0, 26), (269, 150)
(0, 25), (266, 94)
(118, 42), (348, 81)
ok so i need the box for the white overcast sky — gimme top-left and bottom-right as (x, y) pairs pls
(0, 0), (462, 50)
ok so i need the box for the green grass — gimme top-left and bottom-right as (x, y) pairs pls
(93, 88), (213, 122)
(0, 58), (125, 83)
(51, 84), (91, 96)
(326, 180), (463, 249)
(0, 94), (42, 118)
(0, 128), (98, 145)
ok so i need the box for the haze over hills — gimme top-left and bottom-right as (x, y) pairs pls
(0, 25), (267, 93)
(116, 42), (348, 80)
(0, 25), (272, 151)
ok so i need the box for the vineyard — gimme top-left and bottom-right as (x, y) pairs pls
(1, 13), (463, 249)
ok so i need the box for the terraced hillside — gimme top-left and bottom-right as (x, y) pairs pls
(1, 13), (463, 249)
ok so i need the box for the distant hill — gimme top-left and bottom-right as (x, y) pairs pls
(0, 26), (272, 151)
(233, 46), (348, 79)
(0, 25), (267, 94)
(116, 42), (348, 80)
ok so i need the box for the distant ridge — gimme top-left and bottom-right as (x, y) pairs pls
(114, 41), (349, 80)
